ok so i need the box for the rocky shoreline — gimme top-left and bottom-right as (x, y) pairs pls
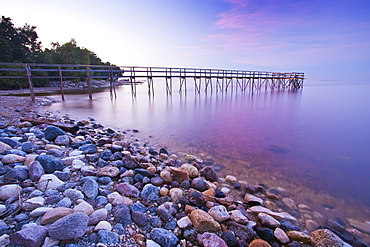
(0, 114), (369, 247)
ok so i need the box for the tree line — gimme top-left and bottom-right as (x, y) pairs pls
(0, 16), (116, 89)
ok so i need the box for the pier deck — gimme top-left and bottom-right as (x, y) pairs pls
(0, 63), (305, 100)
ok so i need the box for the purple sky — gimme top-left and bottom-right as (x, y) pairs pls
(2, 0), (370, 82)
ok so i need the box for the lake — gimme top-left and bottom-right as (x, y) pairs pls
(46, 79), (370, 223)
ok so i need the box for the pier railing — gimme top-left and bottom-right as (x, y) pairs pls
(0, 63), (305, 101)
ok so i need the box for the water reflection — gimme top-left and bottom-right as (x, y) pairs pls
(47, 79), (370, 221)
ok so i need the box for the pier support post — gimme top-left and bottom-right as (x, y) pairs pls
(25, 64), (35, 102)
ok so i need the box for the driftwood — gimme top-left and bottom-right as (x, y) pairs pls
(20, 117), (79, 133)
(0, 122), (15, 129)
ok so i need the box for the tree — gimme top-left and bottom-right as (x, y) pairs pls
(0, 16), (42, 63)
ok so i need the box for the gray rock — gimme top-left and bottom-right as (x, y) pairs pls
(21, 142), (39, 153)
(156, 202), (179, 221)
(97, 230), (119, 245)
(113, 204), (132, 226)
(78, 144), (97, 154)
(191, 177), (207, 192)
(131, 201), (147, 213)
(4, 166), (29, 182)
(10, 225), (48, 247)
(310, 229), (352, 247)
(46, 148), (64, 157)
(56, 197), (72, 208)
(44, 126), (65, 141)
(48, 212), (89, 240)
(227, 221), (257, 242)
(28, 161), (44, 182)
(82, 178), (99, 199)
(54, 134), (70, 146)
(151, 176), (165, 186)
(221, 230), (238, 247)
(132, 211), (147, 227)
(150, 228), (179, 247)
(141, 184), (160, 201)
(35, 155), (65, 174)
(63, 188), (84, 203)
(0, 138), (20, 148)
(88, 208), (108, 225)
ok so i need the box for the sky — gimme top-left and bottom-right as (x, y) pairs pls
(1, 0), (370, 82)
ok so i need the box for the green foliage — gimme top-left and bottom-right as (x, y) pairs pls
(0, 16), (116, 89)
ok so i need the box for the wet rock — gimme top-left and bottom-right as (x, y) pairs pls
(116, 182), (140, 197)
(113, 204), (132, 226)
(286, 230), (311, 244)
(199, 166), (218, 182)
(189, 209), (221, 232)
(97, 166), (120, 177)
(310, 229), (351, 247)
(208, 205), (230, 222)
(10, 225), (48, 247)
(35, 155), (64, 173)
(201, 232), (228, 247)
(44, 126), (65, 141)
(40, 207), (74, 225)
(171, 167), (189, 183)
(274, 227), (290, 244)
(150, 228), (179, 247)
(258, 213), (281, 229)
(37, 174), (64, 191)
(82, 178), (99, 199)
(1, 154), (25, 164)
(249, 239), (272, 247)
(48, 212), (89, 240)
(156, 202), (179, 221)
(347, 218), (370, 234)
(141, 184), (160, 201)
(191, 177), (208, 192)
(305, 219), (319, 232)
(179, 163), (198, 178)
(0, 184), (21, 201)
(28, 161), (44, 182)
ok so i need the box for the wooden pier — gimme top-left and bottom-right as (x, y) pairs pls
(0, 63), (305, 101)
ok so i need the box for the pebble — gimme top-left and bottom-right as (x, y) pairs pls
(244, 193), (263, 206)
(0, 184), (22, 201)
(40, 207), (74, 225)
(48, 212), (89, 240)
(258, 212), (281, 228)
(0, 119), (366, 247)
(208, 205), (230, 222)
(189, 209), (221, 232)
(201, 232), (228, 247)
(150, 228), (179, 247)
(274, 227), (290, 244)
(9, 225), (48, 247)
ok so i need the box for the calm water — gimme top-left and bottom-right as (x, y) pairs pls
(46, 79), (370, 221)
